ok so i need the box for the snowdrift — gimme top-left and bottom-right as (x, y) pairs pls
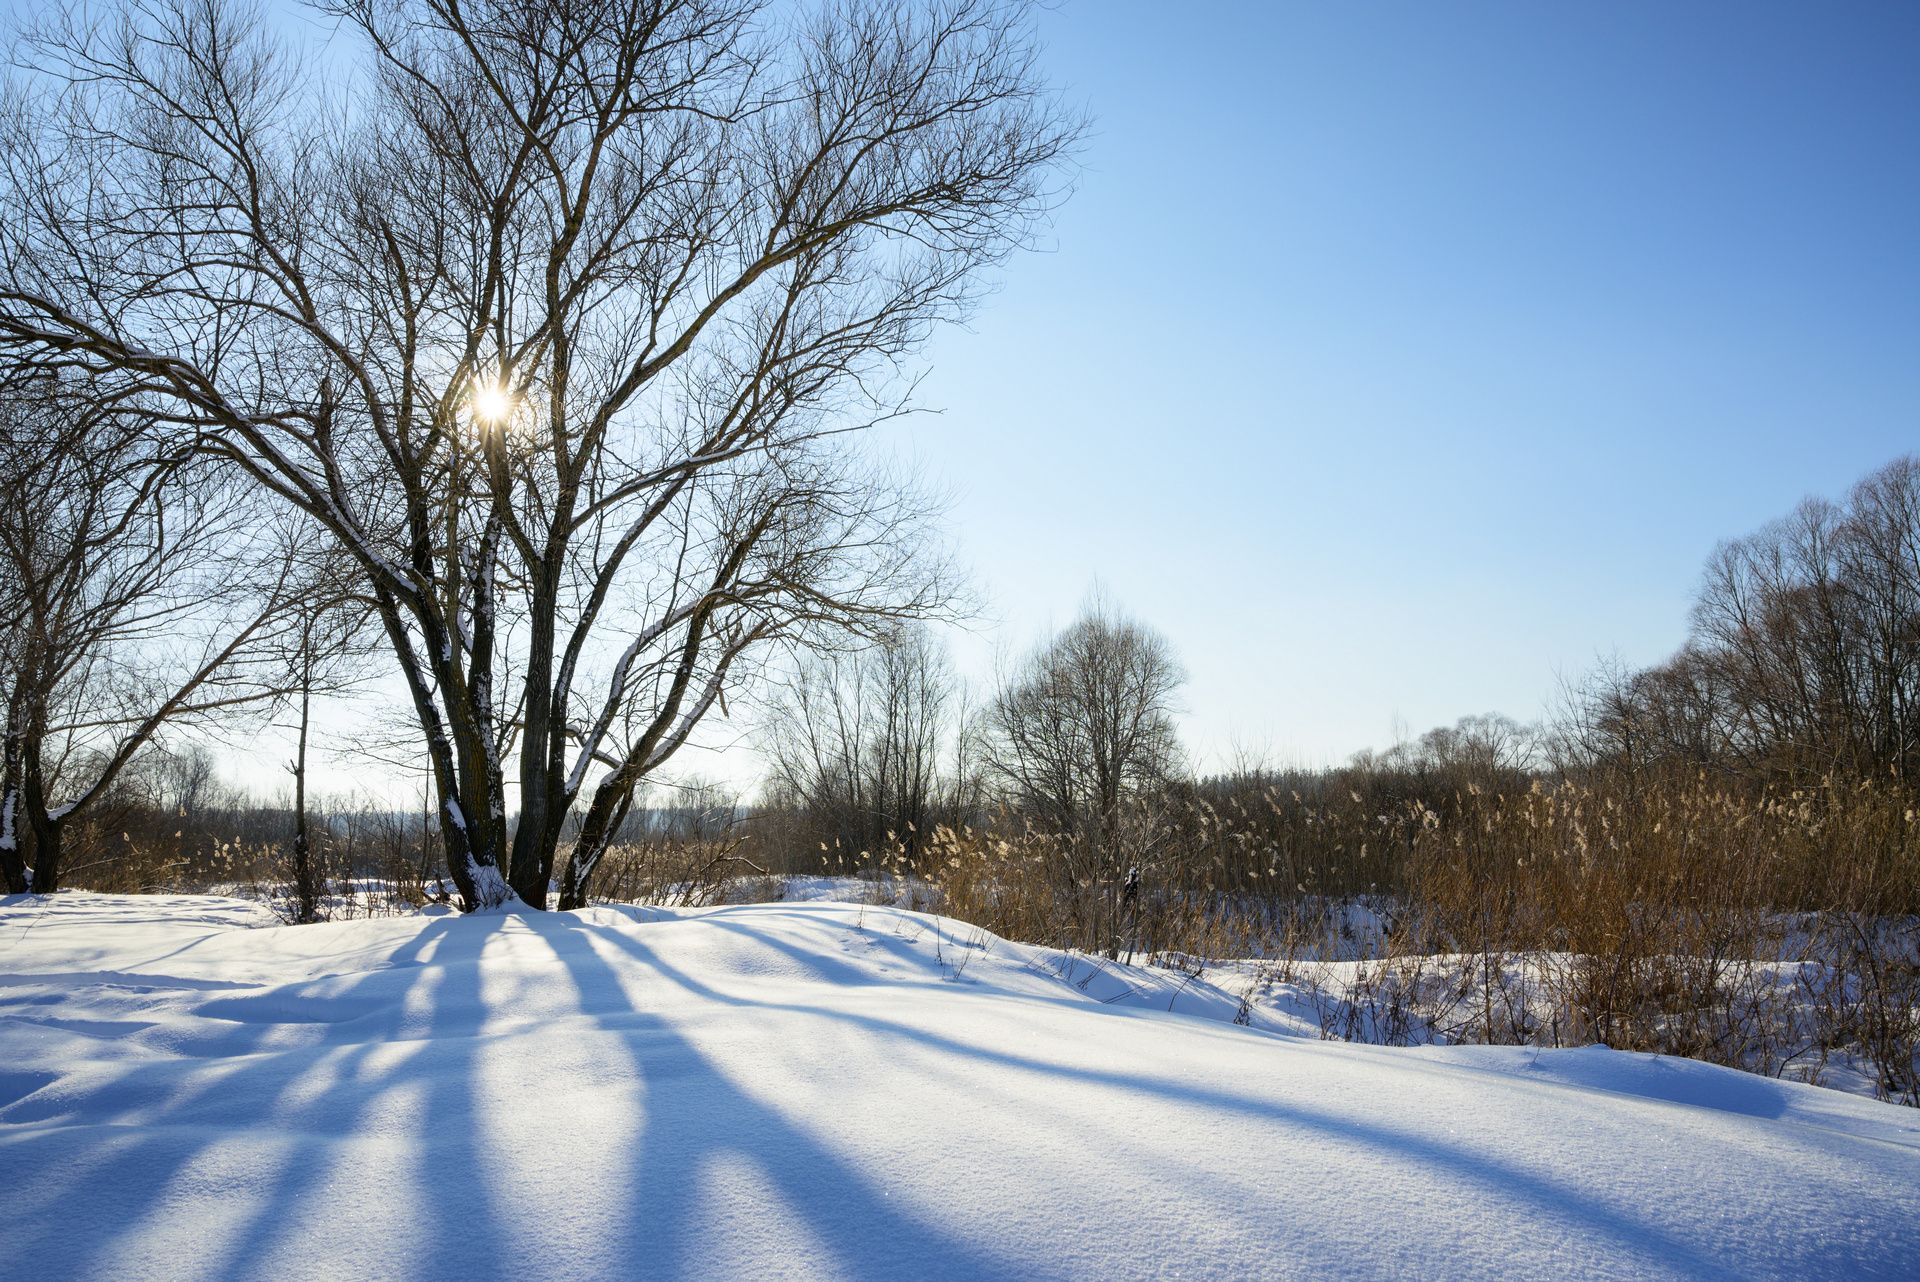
(1, 893), (1915, 1280)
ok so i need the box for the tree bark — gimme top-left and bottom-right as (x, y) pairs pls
(290, 644), (320, 924)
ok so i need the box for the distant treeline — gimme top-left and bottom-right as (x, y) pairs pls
(49, 456), (1920, 923)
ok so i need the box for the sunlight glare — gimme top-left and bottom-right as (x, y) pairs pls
(472, 380), (513, 426)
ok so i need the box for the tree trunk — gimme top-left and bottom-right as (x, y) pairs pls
(0, 785), (25, 894)
(372, 589), (511, 911)
(509, 588), (560, 907)
(19, 705), (62, 894)
(0, 692), (28, 895)
(290, 649), (320, 924)
(26, 812), (62, 896)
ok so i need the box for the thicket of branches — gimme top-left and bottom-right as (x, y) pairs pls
(0, 0), (1078, 907)
(0, 371), (323, 893)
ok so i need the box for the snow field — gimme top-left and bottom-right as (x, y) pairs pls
(1, 893), (1916, 1280)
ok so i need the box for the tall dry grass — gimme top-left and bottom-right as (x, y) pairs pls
(51, 764), (1920, 1101)
(755, 771), (1919, 1103)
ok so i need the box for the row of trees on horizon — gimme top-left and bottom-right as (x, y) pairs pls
(761, 452), (1920, 863)
(15, 447), (1920, 910)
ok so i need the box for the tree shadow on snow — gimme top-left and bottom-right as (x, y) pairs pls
(537, 914), (1039, 1282)
(578, 915), (1746, 1281)
(1, 916), (515, 1279)
(6, 907), (1893, 1281)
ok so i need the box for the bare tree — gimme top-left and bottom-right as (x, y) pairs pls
(146, 742), (221, 817)
(0, 374), (305, 893)
(0, 0), (1079, 908)
(984, 596), (1184, 842)
(1840, 457), (1920, 771)
(270, 574), (381, 923)
(1372, 712), (1540, 793)
(760, 622), (974, 858)
(1553, 455), (1920, 785)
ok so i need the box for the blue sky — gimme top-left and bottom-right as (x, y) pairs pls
(897, 0), (1920, 770)
(249, 0), (1918, 795)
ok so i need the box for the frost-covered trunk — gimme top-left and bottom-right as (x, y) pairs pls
(558, 605), (734, 910)
(0, 681), (27, 894)
(556, 776), (633, 913)
(374, 589), (514, 912)
(0, 685), (66, 895)
(554, 781), (639, 912)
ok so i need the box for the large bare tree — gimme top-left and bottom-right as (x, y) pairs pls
(0, 0), (1077, 907)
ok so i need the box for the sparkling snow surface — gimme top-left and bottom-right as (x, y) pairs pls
(1, 893), (1916, 1281)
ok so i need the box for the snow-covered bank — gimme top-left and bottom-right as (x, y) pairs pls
(739, 875), (1920, 1103)
(1, 894), (1916, 1281)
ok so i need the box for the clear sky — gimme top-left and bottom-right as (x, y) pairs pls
(243, 0), (1920, 798)
(894, 0), (1920, 772)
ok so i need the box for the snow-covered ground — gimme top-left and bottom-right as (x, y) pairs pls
(742, 876), (1920, 1102)
(2, 894), (1916, 1280)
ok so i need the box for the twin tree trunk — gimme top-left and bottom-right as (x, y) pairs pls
(430, 671), (680, 912)
(402, 587), (651, 914)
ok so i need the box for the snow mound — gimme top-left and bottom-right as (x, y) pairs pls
(1, 893), (1915, 1281)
